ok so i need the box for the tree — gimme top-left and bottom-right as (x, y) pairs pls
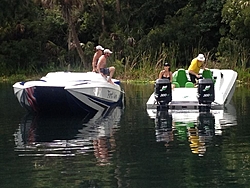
(222, 0), (250, 40)
(35, 0), (87, 67)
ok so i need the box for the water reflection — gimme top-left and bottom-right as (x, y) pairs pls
(14, 106), (123, 165)
(148, 103), (237, 156)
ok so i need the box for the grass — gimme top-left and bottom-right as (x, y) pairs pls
(0, 50), (246, 84)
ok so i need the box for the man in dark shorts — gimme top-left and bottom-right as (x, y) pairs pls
(97, 49), (115, 83)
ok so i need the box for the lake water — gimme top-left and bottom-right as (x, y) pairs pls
(1, 82), (250, 188)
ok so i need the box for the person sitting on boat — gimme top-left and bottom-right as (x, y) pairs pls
(97, 49), (115, 83)
(92, 45), (104, 72)
(188, 54), (206, 84)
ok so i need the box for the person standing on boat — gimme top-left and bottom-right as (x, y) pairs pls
(92, 45), (104, 72)
(188, 54), (206, 84)
(97, 49), (115, 83)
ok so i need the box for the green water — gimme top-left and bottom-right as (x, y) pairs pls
(0, 83), (250, 188)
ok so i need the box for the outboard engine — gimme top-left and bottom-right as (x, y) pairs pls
(154, 79), (172, 107)
(197, 79), (215, 111)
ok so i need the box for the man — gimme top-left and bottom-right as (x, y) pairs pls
(97, 49), (115, 83)
(188, 54), (206, 84)
(92, 45), (104, 72)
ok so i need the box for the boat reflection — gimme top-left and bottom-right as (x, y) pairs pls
(148, 103), (237, 156)
(14, 106), (123, 164)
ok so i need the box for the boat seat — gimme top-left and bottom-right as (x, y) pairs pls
(202, 69), (215, 83)
(172, 82), (180, 88)
(173, 69), (194, 87)
(185, 82), (194, 88)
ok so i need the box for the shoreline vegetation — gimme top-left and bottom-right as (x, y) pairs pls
(1, 60), (247, 87)
(1, 1), (250, 88)
(1, 1), (250, 87)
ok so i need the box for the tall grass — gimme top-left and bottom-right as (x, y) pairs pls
(1, 40), (249, 84)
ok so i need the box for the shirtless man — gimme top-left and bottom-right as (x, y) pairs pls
(97, 49), (115, 83)
(92, 45), (104, 72)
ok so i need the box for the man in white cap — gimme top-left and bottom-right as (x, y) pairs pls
(92, 45), (104, 72)
(97, 49), (115, 83)
(188, 54), (206, 84)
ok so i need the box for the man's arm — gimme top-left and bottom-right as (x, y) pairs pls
(188, 70), (199, 78)
(92, 54), (97, 71)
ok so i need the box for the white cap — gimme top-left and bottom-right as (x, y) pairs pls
(197, 54), (205, 61)
(96, 45), (104, 50)
(104, 49), (113, 54)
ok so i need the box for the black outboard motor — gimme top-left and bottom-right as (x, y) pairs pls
(154, 79), (172, 107)
(197, 79), (215, 111)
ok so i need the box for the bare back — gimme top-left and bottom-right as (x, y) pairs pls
(97, 55), (107, 72)
(92, 51), (102, 70)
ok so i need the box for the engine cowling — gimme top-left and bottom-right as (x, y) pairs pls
(197, 79), (215, 105)
(154, 79), (172, 106)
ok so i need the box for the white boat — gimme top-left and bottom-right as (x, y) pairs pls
(13, 71), (124, 115)
(146, 69), (237, 110)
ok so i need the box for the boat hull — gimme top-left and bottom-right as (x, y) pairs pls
(14, 85), (123, 116)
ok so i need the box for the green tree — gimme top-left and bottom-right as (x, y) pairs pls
(35, 0), (87, 67)
(219, 0), (250, 68)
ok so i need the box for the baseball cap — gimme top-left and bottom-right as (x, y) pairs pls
(164, 63), (170, 67)
(104, 49), (113, 54)
(96, 45), (104, 50)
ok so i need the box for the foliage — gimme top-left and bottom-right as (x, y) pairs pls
(0, 0), (250, 81)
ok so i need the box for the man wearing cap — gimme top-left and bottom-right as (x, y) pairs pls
(188, 54), (206, 84)
(92, 45), (104, 72)
(97, 49), (115, 83)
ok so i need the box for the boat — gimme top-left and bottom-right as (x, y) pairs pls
(146, 69), (237, 111)
(13, 71), (124, 115)
(147, 103), (237, 156)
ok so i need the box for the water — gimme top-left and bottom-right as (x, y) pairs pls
(1, 82), (250, 187)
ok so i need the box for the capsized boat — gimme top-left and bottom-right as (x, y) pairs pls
(146, 69), (237, 110)
(13, 72), (124, 115)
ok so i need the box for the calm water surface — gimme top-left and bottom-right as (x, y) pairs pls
(1, 83), (250, 188)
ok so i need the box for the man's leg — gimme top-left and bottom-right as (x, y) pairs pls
(189, 73), (196, 84)
(107, 66), (115, 82)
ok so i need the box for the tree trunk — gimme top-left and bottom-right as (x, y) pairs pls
(96, 0), (106, 35)
(116, 0), (120, 14)
(67, 29), (72, 50)
(67, 8), (86, 68)
(70, 23), (86, 67)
